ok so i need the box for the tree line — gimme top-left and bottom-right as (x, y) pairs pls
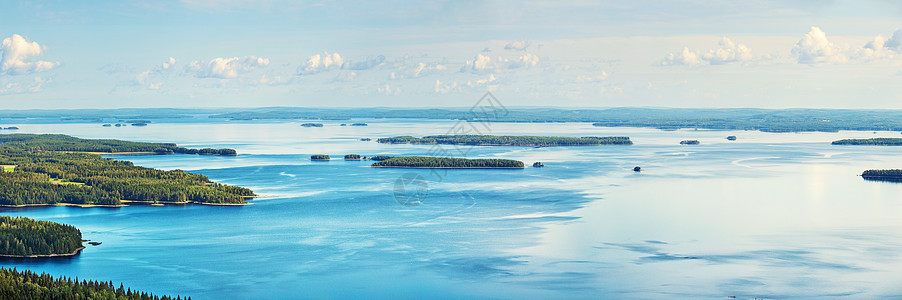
(0, 216), (82, 256)
(832, 138), (902, 145)
(0, 267), (189, 300)
(0, 134), (236, 156)
(376, 135), (632, 146)
(371, 156), (524, 168)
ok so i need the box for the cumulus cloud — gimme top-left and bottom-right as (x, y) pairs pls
(433, 79), (459, 94)
(391, 60), (448, 79)
(792, 27), (847, 65)
(504, 40), (530, 51)
(297, 52), (343, 75)
(886, 29), (902, 50)
(186, 56), (269, 78)
(0, 34), (59, 75)
(137, 57), (176, 87)
(346, 55), (385, 70)
(661, 37), (751, 66)
(463, 52), (539, 72)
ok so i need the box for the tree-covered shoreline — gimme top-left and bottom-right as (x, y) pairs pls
(0, 134), (236, 156)
(0, 135), (255, 206)
(861, 169), (902, 182)
(0, 216), (82, 257)
(0, 268), (188, 300)
(377, 135), (632, 146)
(832, 138), (902, 145)
(371, 156), (524, 168)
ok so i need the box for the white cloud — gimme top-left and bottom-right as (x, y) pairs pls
(137, 57), (177, 88)
(376, 84), (400, 95)
(792, 26), (847, 65)
(504, 40), (530, 51)
(464, 52), (539, 72)
(507, 53), (539, 68)
(885, 29), (902, 50)
(186, 56), (269, 78)
(661, 37), (751, 66)
(0, 34), (59, 75)
(346, 55), (385, 70)
(298, 52), (343, 75)
(576, 72), (608, 83)
(433, 79), (459, 94)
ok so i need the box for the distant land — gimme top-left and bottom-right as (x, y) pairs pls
(371, 156), (524, 169)
(6, 107), (902, 132)
(861, 169), (902, 182)
(0, 134), (255, 206)
(832, 138), (902, 145)
(377, 135), (632, 146)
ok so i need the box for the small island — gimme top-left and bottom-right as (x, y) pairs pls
(377, 135), (632, 146)
(533, 162), (545, 167)
(301, 123), (324, 127)
(370, 155), (393, 161)
(350, 123), (368, 126)
(861, 169), (902, 182)
(0, 216), (83, 258)
(344, 154), (362, 160)
(371, 156), (525, 169)
(633, 166), (642, 172)
(360, 138), (372, 141)
(680, 140), (700, 145)
(311, 154), (330, 161)
(726, 136), (737, 141)
(832, 138), (902, 145)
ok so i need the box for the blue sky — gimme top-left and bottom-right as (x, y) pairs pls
(1, 0), (902, 109)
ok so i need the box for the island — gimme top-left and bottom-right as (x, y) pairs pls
(311, 154), (330, 161)
(0, 133), (237, 156)
(680, 140), (700, 145)
(0, 267), (188, 300)
(726, 136), (737, 141)
(0, 134), (255, 206)
(301, 123), (324, 127)
(371, 156), (524, 169)
(533, 162), (545, 167)
(832, 138), (902, 145)
(360, 138), (372, 141)
(0, 216), (83, 257)
(861, 169), (902, 182)
(350, 123), (368, 126)
(370, 155), (393, 161)
(344, 154), (362, 160)
(377, 135), (632, 146)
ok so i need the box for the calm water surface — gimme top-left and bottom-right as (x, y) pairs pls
(2, 120), (902, 299)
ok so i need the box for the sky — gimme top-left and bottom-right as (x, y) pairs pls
(1, 0), (902, 109)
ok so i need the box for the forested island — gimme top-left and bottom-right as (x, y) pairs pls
(377, 135), (632, 146)
(301, 123), (323, 127)
(371, 156), (524, 168)
(310, 154), (330, 161)
(0, 216), (83, 257)
(861, 169), (902, 182)
(680, 140), (700, 145)
(344, 154), (362, 160)
(370, 155), (393, 161)
(832, 138), (902, 145)
(0, 134), (255, 206)
(0, 268), (188, 300)
(0, 134), (236, 156)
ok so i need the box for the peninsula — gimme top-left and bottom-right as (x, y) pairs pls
(377, 135), (632, 146)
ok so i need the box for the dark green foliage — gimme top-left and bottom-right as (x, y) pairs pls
(862, 169), (902, 182)
(832, 138), (902, 145)
(344, 154), (361, 160)
(371, 156), (524, 168)
(310, 154), (330, 160)
(300, 123), (323, 127)
(369, 155), (393, 161)
(350, 123), (368, 126)
(0, 216), (82, 256)
(0, 134), (236, 156)
(377, 135), (632, 146)
(680, 140), (700, 145)
(0, 267), (188, 300)
(726, 136), (737, 141)
(0, 136), (254, 205)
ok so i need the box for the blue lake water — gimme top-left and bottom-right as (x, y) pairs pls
(2, 120), (902, 299)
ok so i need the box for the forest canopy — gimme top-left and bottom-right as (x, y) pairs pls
(0, 134), (254, 206)
(377, 135), (632, 146)
(0, 267), (188, 300)
(0, 134), (236, 155)
(0, 216), (82, 257)
(371, 156), (524, 168)
(832, 138), (902, 145)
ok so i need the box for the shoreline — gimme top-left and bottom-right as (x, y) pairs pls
(0, 196), (267, 208)
(0, 246), (85, 258)
(0, 203), (125, 208)
(370, 166), (525, 169)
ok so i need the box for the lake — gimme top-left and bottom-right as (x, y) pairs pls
(2, 120), (902, 299)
